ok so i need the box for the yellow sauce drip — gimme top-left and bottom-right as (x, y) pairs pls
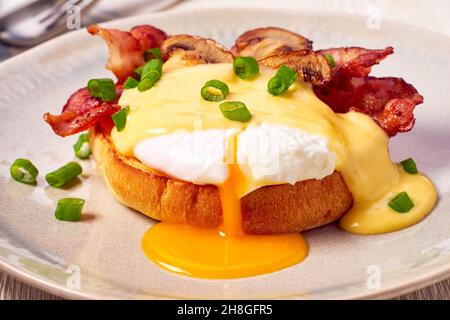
(111, 63), (437, 278)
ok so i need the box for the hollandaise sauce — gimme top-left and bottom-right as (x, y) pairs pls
(112, 63), (436, 278)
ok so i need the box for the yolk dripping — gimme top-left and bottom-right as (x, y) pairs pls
(141, 134), (308, 279)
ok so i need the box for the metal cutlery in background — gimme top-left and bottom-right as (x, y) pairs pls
(0, 0), (99, 47)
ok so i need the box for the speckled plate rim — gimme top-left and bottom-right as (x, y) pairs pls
(0, 6), (449, 300)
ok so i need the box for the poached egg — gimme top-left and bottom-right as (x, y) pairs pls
(111, 63), (436, 278)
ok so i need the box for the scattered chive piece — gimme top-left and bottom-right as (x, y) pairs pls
(219, 101), (252, 122)
(55, 198), (85, 222)
(123, 77), (140, 89)
(267, 65), (297, 96)
(137, 78), (154, 92)
(141, 59), (162, 80)
(325, 53), (336, 68)
(112, 106), (130, 131)
(133, 65), (144, 79)
(276, 65), (297, 87)
(201, 80), (230, 102)
(141, 70), (160, 86)
(267, 77), (286, 96)
(73, 133), (91, 160)
(400, 158), (418, 174)
(144, 48), (162, 61)
(137, 59), (163, 90)
(87, 78), (116, 102)
(10, 158), (39, 185)
(233, 56), (259, 79)
(45, 162), (82, 188)
(388, 191), (414, 213)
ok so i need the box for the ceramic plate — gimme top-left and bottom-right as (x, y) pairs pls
(0, 7), (449, 300)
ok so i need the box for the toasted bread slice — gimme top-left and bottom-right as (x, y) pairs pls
(90, 125), (353, 234)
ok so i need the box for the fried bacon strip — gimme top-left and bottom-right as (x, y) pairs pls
(315, 76), (423, 136)
(44, 25), (424, 138)
(313, 46), (422, 136)
(317, 47), (394, 88)
(232, 27), (313, 60)
(44, 87), (122, 137)
(161, 35), (234, 71)
(88, 24), (167, 83)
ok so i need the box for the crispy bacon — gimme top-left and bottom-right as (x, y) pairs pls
(44, 87), (121, 137)
(88, 24), (167, 83)
(44, 24), (424, 138)
(315, 77), (423, 136)
(317, 47), (394, 83)
(313, 46), (423, 136)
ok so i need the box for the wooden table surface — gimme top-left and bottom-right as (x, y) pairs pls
(1, 0), (449, 300)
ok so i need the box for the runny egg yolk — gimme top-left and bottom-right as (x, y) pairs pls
(112, 63), (437, 279)
(141, 134), (308, 279)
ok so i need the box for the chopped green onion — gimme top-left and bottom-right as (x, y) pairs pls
(144, 48), (162, 61)
(142, 70), (161, 86)
(388, 191), (414, 213)
(55, 198), (85, 222)
(219, 101), (252, 122)
(267, 77), (286, 96)
(73, 133), (91, 160)
(325, 53), (336, 68)
(137, 78), (154, 92)
(141, 59), (162, 80)
(45, 162), (82, 188)
(400, 158), (418, 174)
(267, 65), (297, 96)
(123, 77), (139, 89)
(133, 66), (144, 79)
(136, 59), (163, 90)
(87, 78), (116, 102)
(112, 106), (130, 131)
(10, 158), (39, 185)
(201, 80), (229, 102)
(275, 65), (297, 87)
(233, 57), (260, 79)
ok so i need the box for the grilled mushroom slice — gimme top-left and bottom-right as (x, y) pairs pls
(231, 27), (313, 61)
(259, 51), (333, 87)
(161, 35), (234, 71)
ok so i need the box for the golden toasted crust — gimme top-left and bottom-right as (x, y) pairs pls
(90, 126), (353, 234)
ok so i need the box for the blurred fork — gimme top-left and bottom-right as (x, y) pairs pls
(0, 0), (99, 47)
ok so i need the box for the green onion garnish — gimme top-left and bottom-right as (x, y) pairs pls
(123, 77), (139, 89)
(141, 59), (162, 81)
(133, 66), (144, 79)
(325, 53), (336, 68)
(10, 158), (39, 185)
(267, 65), (297, 96)
(112, 106), (130, 131)
(275, 65), (297, 87)
(267, 77), (286, 96)
(55, 198), (85, 222)
(400, 158), (418, 174)
(201, 80), (230, 102)
(73, 133), (91, 160)
(233, 57), (259, 80)
(87, 78), (116, 102)
(219, 101), (252, 122)
(137, 59), (163, 90)
(388, 191), (414, 213)
(45, 162), (82, 188)
(137, 78), (154, 92)
(144, 48), (162, 61)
